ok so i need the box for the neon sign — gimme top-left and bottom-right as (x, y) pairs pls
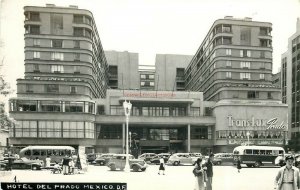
(227, 115), (286, 130)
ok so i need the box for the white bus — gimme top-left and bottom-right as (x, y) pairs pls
(232, 145), (285, 168)
(19, 146), (76, 163)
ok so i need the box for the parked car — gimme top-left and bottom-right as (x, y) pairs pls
(3, 157), (43, 170)
(150, 153), (171, 164)
(167, 153), (198, 166)
(107, 154), (148, 172)
(189, 153), (202, 158)
(86, 153), (100, 163)
(92, 153), (116, 166)
(138, 153), (158, 162)
(0, 162), (6, 171)
(204, 156), (222, 165)
(214, 153), (234, 164)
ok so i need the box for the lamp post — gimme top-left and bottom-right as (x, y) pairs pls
(246, 131), (250, 146)
(123, 100), (132, 172)
(129, 132), (132, 151)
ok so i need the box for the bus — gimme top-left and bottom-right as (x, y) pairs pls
(19, 146), (76, 163)
(232, 145), (285, 168)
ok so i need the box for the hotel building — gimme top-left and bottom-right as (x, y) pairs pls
(8, 5), (288, 154)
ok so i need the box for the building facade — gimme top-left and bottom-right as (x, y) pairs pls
(185, 16), (281, 102)
(281, 18), (300, 150)
(8, 6), (288, 155)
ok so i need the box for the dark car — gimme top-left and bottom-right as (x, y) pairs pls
(150, 153), (171, 164)
(3, 158), (43, 170)
(107, 154), (148, 172)
(204, 156), (222, 165)
(86, 153), (98, 163)
(92, 153), (115, 166)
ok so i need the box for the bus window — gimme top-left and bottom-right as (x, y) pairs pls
(59, 150), (65, 156)
(266, 150), (272, 155)
(47, 150), (53, 156)
(260, 150), (266, 155)
(279, 150), (284, 155)
(66, 150), (71, 156)
(253, 150), (259, 155)
(53, 150), (59, 156)
(245, 149), (252, 154)
(25, 150), (31, 156)
(233, 150), (239, 154)
(33, 150), (40, 156)
(41, 150), (46, 156)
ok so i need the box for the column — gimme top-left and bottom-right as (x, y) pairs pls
(122, 123), (126, 154)
(187, 124), (191, 152)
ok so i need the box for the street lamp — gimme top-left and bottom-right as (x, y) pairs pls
(246, 131), (250, 146)
(123, 100), (132, 172)
(129, 132), (132, 151)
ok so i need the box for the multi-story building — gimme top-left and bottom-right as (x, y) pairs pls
(9, 4), (108, 152)
(8, 6), (288, 154)
(185, 16), (281, 102)
(281, 18), (300, 151)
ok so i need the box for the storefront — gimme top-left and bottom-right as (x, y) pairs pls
(213, 100), (288, 153)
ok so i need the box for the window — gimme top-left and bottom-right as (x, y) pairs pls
(226, 49), (231, 56)
(51, 65), (64, 73)
(33, 51), (40, 59)
(191, 127), (208, 139)
(50, 14), (63, 35)
(30, 25), (40, 34)
(51, 39), (63, 48)
(26, 84), (33, 93)
(141, 74), (146, 79)
(150, 82), (155, 86)
(74, 53), (80, 61)
(33, 39), (40, 46)
(45, 84), (59, 93)
(240, 73), (251, 80)
(74, 66), (80, 74)
(226, 61), (232, 67)
(240, 62), (250, 68)
(268, 92), (273, 99)
(248, 91), (259, 99)
(29, 12), (40, 21)
(51, 52), (64, 60)
(33, 64), (39, 72)
(73, 15), (84, 23)
(74, 28), (84, 36)
(74, 41), (80, 48)
(259, 74), (265, 80)
(226, 72), (231, 78)
(70, 86), (77, 94)
(240, 50), (251, 57)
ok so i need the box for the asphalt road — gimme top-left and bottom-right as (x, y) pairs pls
(0, 164), (280, 190)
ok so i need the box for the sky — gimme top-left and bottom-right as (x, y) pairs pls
(0, 0), (300, 97)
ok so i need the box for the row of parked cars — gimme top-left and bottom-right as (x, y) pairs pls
(0, 156), (44, 171)
(87, 152), (234, 167)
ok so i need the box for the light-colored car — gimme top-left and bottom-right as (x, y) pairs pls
(167, 153), (198, 166)
(92, 153), (116, 166)
(150, 153), (171, 164)
(107, 154), (148, 172)
(138, 153), (158, 162)
(214, 153), (234, 164)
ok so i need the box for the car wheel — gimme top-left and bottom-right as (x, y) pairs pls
(110, 165), (116, 171)
(32, 166), (37, 170)
(217, 161), (221, 165)
(246, 164), (252, 168)
(254, 161), (261, 168)
(100, 161), (104, 166)
(132, 165), (139, 172)
(173, 161), (179, 166)
(141, 168), (146, 171)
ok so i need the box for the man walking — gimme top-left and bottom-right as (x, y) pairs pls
(274, 155), (300, 190)
(203, 153), (214, 190)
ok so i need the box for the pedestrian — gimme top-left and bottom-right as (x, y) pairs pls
(62, 155), (70, 175)
(203, 153), (214, 190)
(45, 155), (51, 169)
(274, 155), (300, 190)
(193, 158), (206, 190)
(158, 157), (165, 175)
(237, 157), (242, 173)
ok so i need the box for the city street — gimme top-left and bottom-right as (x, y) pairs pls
(1, 164), (279, 190)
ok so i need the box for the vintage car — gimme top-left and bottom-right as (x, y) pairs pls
(3, 157), (43, 170)
(92, 153), (116, 166)
(138, 153), (158, 163)
(150, 153), (171, 164)
(167, 153), (198, 166)
(107, 154), (148, 172)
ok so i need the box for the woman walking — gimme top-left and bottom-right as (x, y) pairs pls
(237, 157), (242, 173)
(193, 158), (206, 190)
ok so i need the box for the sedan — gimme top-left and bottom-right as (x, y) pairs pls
(150, 153), (171, 164)
(107, 154), (148, 172)
(3, 158), (43, 170)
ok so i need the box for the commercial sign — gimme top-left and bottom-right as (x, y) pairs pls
(227, 115), (287, 130)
